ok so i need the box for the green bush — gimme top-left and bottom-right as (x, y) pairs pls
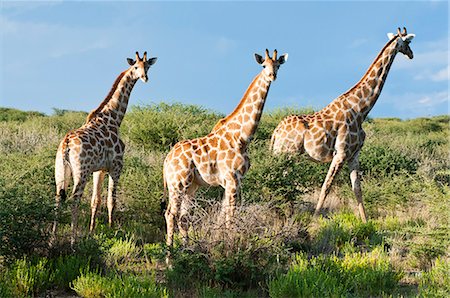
(0, 180), (53, 261)
(359, 144), (418, 176)
(242, 142), (329, 203)
(72, 271), (167, 298)
(7, 257), (52, 297)
(312, 212), (381, 254)
(269, 248), (402, 297)
(166, 202), (303, 291)
(122, 103), (223, 151)
(0, 107), (45, 122)
(419, 257), (450, 297)
(51, 255), (92, 290)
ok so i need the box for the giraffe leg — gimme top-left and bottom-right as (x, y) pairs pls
(221, 175), (240, 229)
(106, 175), (119, 228)
(90, 170), (106, 232)
(314, 153), (346, 217)
(70, 177), (87, 248)
(178, 184), (198, 245)
(348, 155), (367, 223)
(165, 191), (181, 248)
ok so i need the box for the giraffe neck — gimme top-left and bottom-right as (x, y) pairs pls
(334, 38), (399, 122)
(214, 72), (271, 146)
(86, 69), (137, 127)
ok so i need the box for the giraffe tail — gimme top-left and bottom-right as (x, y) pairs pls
(56, 133), (71, 203)
(269, 130), (277, 152)
(161, 166), (168, 215)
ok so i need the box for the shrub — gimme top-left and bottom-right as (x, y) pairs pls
(0, 177), (54, 261)
(51, 255), (92, 290)
(122, 103), (223, 151)
(7, 257), (52, 297)
(242, 141), (329, 204)
(359, 145), (418, 176)
(419, 257), (450, 297)
(0, 107), (45, 122)
(106, 236), (141, 267)
(312, 212), (381, 254)
(71, 271), (106, 298)
(167, 201), (307, 291)
(72, 271), (167, 298)
(269, 247), (402, 297)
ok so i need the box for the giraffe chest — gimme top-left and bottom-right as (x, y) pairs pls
(192, 137), (249, 186)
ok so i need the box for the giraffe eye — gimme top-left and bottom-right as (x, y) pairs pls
(134, 66), (138, 70)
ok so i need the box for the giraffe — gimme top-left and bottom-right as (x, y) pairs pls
(52, 51), (157, 246)
(270, 28), (415, 222)
(163, 49), (288, 253)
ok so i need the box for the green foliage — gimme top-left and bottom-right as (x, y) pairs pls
(6, 257), (52, 297)
(269, 248), (402, 297)
(71, 271), (167, 298)
(0, 181), (53, 262)
(242, 142), (328, 203)
(359, 144), (418, 176)
(71, 271), (106, 298)
(122, 103), (223, 151)
(51, 255), (92, 290)
(419, 257), (450, 297)
(106, 236), (141, 267)
(312, 212), (381, 254)
(0, 107), (45, 122)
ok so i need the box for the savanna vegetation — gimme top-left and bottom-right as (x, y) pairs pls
(0, 104), (448, 297)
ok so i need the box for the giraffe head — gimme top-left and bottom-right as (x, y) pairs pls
(254, 49), (288, 81)
(127, 51), (157, 82)
(387, 27), (415, 59)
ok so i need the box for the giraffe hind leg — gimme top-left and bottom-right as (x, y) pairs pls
(314, 153), (346, 217)
(90, 170), (106, 232)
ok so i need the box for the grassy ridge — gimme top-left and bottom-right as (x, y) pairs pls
(0, 105), (448, 297)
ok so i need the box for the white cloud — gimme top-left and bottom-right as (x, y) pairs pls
(349, 38), (368, 48)
(380, 90), (449, 118)
(215, 36), (237, 54)
(393, 37), (449, 83)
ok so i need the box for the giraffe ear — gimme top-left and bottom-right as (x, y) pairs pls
(127, 58), (136, 66)
(254, 53), (264, 65)
(402, 34), (415, 42)
(147, 57), (157, 66)
(387, 33), (396, 40)
(278, 53), (288, 65)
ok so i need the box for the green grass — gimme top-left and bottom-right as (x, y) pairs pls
(269, 248), (403, 297)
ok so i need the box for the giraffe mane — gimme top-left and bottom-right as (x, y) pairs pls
(85, 71), (127, 123)
(211, 73), (262, 132)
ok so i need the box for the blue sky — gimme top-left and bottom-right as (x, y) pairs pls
(0, 1), (448, 119)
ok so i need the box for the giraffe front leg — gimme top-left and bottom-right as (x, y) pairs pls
(90, 170), (106, 232)
(314, 153), (345, 217)
(221, 175), (240, 229)
(348, 154), (367, 223)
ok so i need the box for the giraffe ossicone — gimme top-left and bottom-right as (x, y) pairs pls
(163, 49), (287, 261)
(270, 28), (415, 222)
(52, 51), (157, 247)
